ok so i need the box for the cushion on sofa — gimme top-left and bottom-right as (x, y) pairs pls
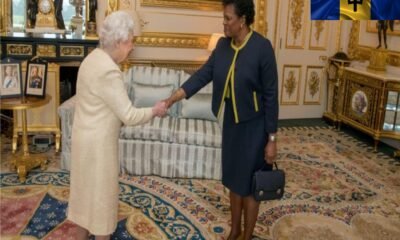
(181, 93), (217, 121)
(174, 118), (221, 148)
(124, 66), (181, 116)
(133, 82), (174, 107)
(120, 116), (176, 142)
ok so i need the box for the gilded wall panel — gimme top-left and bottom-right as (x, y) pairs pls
(286, 0), (307, 49)
(281, 65), (302, 105)
(309, 20), (329, 50)
(303, 66), (323, 105)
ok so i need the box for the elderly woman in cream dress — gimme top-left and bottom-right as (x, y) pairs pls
(67, 11), (167, 240)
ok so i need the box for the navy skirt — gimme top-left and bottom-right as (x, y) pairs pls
(221, 100), (272, 196)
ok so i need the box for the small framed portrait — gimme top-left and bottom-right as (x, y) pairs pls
(0, 58), (23, 99)
(25, 60), (47, 98)
(351, 90), (368, 115)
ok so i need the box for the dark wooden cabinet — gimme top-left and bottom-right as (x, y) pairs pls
(1, 32), (98, 62)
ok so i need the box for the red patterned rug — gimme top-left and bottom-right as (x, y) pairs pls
(1, 127), (400, 239)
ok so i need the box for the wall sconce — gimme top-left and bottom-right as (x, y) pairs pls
(208, 33), (224, 51)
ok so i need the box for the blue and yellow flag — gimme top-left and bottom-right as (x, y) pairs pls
(311, 0), (400, 20)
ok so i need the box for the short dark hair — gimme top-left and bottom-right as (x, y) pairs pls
(222, 0), (255, 26)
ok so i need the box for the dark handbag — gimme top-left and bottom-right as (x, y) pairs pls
(252, 162), (285, 201)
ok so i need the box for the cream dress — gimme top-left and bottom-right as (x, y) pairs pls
(67, 49), (153, 235)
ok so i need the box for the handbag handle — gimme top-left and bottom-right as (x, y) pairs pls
(273, 162), (279, 170)
(257, 162), (279, 172)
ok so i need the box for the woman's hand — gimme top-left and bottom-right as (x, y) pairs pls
(162, 88), (187, 109)
(264, 138), (277, 164)
(152, 101), (167, 117)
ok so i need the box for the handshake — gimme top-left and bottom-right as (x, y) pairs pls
(151, 99), (172, 118)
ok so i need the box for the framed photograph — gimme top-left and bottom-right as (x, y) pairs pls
(281, 65), (301, 105)
(25, 60), (47, 98)
(0, 58), (23, 99)
(303, 66), (323, 105)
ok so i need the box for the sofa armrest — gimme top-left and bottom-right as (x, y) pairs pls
(58, 95), (76, 140)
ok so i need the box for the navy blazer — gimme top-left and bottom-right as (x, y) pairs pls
(181, 31), (278, 134)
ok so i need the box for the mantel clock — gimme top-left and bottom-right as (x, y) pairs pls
(35, 0), (57, 28)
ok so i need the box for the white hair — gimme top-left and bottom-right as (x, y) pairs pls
(99, 11), (135, 49)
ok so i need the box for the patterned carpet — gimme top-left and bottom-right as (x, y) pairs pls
(1, 127), (400, 240)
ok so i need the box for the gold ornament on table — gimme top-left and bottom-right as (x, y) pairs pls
(368, 49), (388, 72)
(26, 0), (65, 33)
(36, 0), (57, 28)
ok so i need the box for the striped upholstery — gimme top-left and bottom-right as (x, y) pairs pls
(57, 95), (76, 170)
(119, 139), (221, 180)
(174, 118), (221, 148)
(124, 66), (181, 116)
(59, 66), (223, 180)
(120, 116), (176, 142)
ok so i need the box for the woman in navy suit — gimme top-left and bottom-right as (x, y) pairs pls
(164, 1), (279, 239)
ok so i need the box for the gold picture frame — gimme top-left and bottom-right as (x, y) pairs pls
(281, 65), (301, 105)
(303, 66), (323, 105)
(348, 21), (400, 67)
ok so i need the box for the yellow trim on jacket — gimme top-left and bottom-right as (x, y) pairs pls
(217, 31), (253, 123)
(253, 91), (259, 112)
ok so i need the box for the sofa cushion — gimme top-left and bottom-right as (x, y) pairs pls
(124, 66), (181, 116)
(181, 93), (217, 122)
(120, 116), (176, 142)
(174, 118), (221, 148)
(133, 82), (174, 107)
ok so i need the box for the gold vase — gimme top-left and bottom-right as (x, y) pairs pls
(368, 49), (387, 72)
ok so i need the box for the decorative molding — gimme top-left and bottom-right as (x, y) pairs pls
(140, 0), (222, 11)
(0, 0), (12, 33)
(254, 0), (267, 37)
(290, 0), (304, 42)
(60, 46), (84, 57)
(348, 21), (400, 67)
(135, 32), (210, 49)
(121, 59), (205, 73)
(7, 44), (33, 56)
(273, 0), (280, 48)
(336, 20), (342, 52)
(281, 64), (302, 105)
(309, 20), (329, 50)
(304, 66), (323, 105)
(37, 44), (57, 58)
(285, 0), (306, 49)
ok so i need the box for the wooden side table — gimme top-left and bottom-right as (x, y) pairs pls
(1, 95), (51, 182)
